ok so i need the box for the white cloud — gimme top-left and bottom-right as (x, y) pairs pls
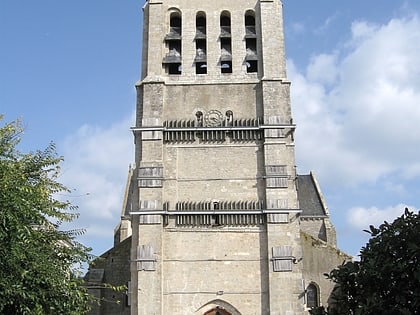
(58, 113), (134, 254)
(290, 15), (420, 187)
(306, 53), (339, 86)
(346, 204), (412, 230)
(349, 20), (378, 42)
(290, 22), (305, 35)
(314, 12), (340, 34)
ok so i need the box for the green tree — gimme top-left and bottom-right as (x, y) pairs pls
(0, 117), (93, 314)
(311, 208), (420, 315)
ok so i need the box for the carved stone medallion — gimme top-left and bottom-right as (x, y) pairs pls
(204, 110), (223, 127)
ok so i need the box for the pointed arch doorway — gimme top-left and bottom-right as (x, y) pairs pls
(204, 308), (232, 315)
(196, 299), (241, 315)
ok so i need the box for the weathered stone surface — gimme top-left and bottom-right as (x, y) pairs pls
(86, 1), (350, 314)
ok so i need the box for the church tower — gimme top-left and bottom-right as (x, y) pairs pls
(130, 0), (304, 314)
(85, 1), (351, 314)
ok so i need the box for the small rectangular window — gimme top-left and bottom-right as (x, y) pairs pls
(266, 177), (288, 188)
(196, 62), (207, 74)
(137, 245), (156, 271)
(139, 200), (161, 210)
(168, 63), (181, 75)
(272, 245), (293, 272)
(221, 61), (232, 73)
(267, 213), (289, 223)
(266, 165), (287, 176)
(138, 167), (163, 187)
(267, 199), (288, 209)
(246, 60), (258, 73)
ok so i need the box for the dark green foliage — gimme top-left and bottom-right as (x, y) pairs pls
(0, 117), (93, 314)
(309, 306), (328, 315)
(311, 208), (420, 315)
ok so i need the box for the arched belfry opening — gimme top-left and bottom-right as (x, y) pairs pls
(163, 10), (182, 74)
(219, 11), (232, 73)
(195, 11), (207, 74)
(244, 9), (257, 73)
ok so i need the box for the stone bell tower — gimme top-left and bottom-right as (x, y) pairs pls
(130, 0), (305, 314)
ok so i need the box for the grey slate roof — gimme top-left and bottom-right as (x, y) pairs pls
(297, 174), (327, 217)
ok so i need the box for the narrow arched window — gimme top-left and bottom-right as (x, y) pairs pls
(245, 12), (256, 36)
(244, 10), (257, 73)
(170, 13), (181, 33)
(220, 11), (232, 73)
(195, 12), (207, 74)
(163, 11), (182, 74)
(306, 283), (319, 308)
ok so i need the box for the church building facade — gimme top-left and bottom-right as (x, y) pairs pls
(85, 1), (350, 314)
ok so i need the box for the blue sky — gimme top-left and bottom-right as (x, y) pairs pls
(1, 0), (420, 259)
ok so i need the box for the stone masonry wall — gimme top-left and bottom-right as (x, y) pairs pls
(301, 232), (352, 308)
